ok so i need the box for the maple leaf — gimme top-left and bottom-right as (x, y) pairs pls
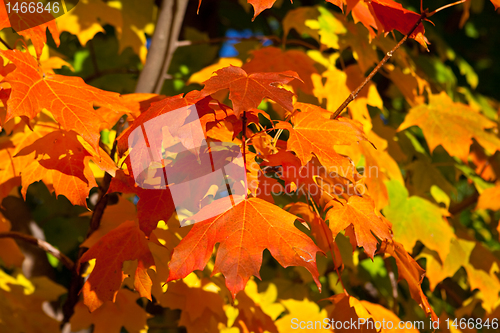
(0, 2), (60, 57)
(246, 0), (291, 20)
(325, 196), (392, 258)
(15, 130), (116, 208)
(108, 168), (176, 237)
(477, 184), (500, 211)
(0, 115), (59, 203)
(1, 49), (128, 153)
(418, 238), (474, 292)
(55, 0), (120, 48)
(0, 133), (24, 203)
(286, 202), (339, 260)
(346, 0), (380, 40)
(81, 197), (138, 249)
(385, 64), (427, 106)
(80, 220), (155, 312)
(242, 47), (318, 94)
(278, 104), (367, 181)
(305, 7), (347, 49)
(370, 0), (429, 47)
(398, 92), (500, 163)
(168, 197), (322, 298)
(340, 21), (379, 73)
(275, 298), (329, 332)
(159, 279), (227, 333)
(98, 93), (166, 127)
(312, 65), (382, 132)
(0, 272), (66, 333)
(282, 7), (321, 42)
(56, 0), (153, 62)
(421, 238), (500, 312)
(383, 180), (454, 261)
(336, 129), (404, 209)
(189, 57), (243, 86)
(70, 289), (149, 333)
(233, 279), (284, 332)
(117, 91), (205, 156)
(200, 66), (300, 117)
(326, 0), (345, 11)
(360, 301), (419, 333)
(381, 241), (437, 321)
(324, 293), (377, 333)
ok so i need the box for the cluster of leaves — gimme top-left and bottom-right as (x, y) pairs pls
(0, 0), (500, 332)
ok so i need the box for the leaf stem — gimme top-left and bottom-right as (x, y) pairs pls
(330, 10), (429, 120)
(272, 128), (284, 147)
(0, 231), (74, 270)
(428, 0), (470, 17)
(242, 111), (248, 180)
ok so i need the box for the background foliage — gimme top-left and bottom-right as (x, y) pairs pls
(0, 0), (500, 332)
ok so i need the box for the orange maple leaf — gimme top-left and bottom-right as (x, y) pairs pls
(200, 66), (300, 117)
(242, 47), (318, 94)
(0, 2), (60, 57)
(325, 196), (393, 258)
(398, 92), (500, 163)
(15, 130), (116, 207)
(277, 104), (367, 181)
(381, 241), (437, 321)
(80, 220), (155, 312)
(108, 169), (175, 236)
(1, 49), (128, 153)
(168, 197), (322, 298)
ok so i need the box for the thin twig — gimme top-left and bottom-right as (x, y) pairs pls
(449, 190), (479, 215)
(428, 0), (469, 16)
(242, 111), (248, 176)
(177, 35), (318, 51)
(0, 231), (74, 270)
(330, 10), (429, 120)
(0, 37), (12, 50)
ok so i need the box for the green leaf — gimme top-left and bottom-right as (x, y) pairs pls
(383, 180), (455, 261)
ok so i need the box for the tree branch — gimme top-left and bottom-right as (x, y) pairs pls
(134, 0), (175, 93)
(0, 231), (74, 270)
(176, 35), (318, 50)
(449, 190), (479, 215)
(154, 0), (189, 93)
(330, 10), (429, 119)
